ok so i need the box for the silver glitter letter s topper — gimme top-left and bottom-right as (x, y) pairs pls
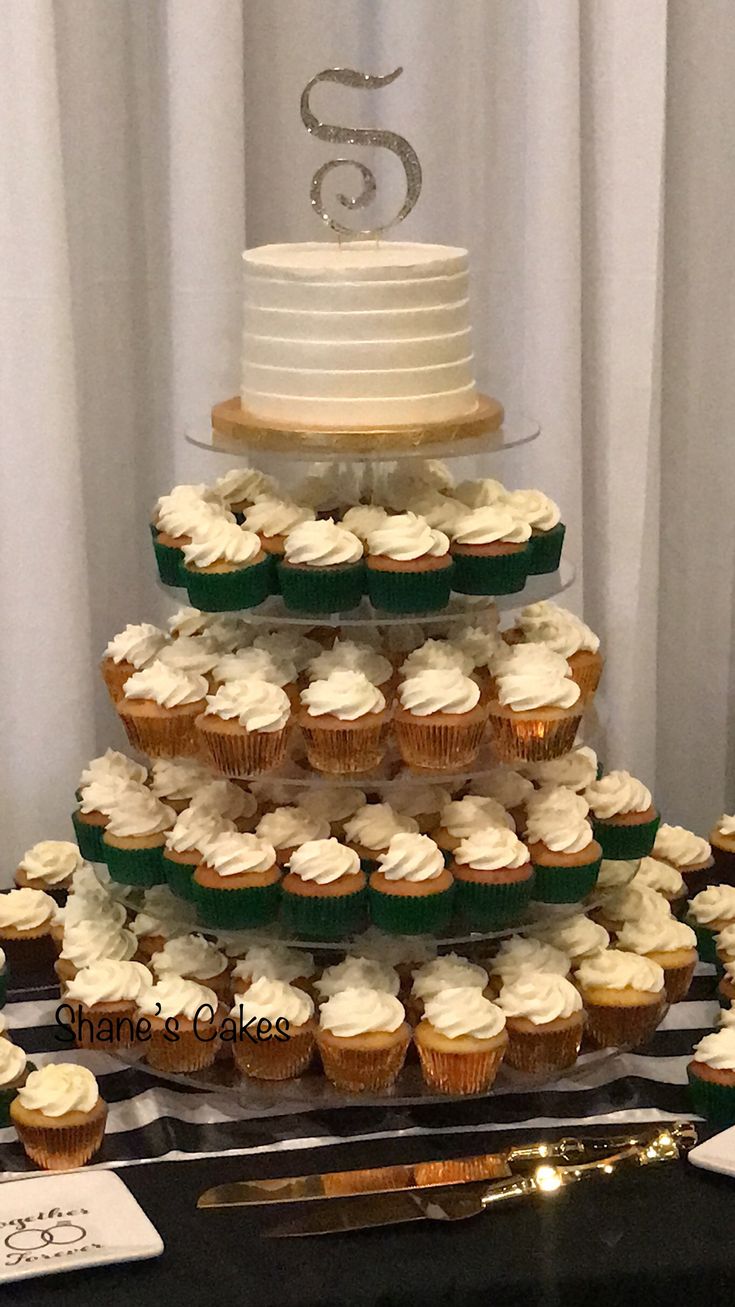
(300, 67), (422, 237)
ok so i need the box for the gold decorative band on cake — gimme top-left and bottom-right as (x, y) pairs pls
(210, 393), (505, 456)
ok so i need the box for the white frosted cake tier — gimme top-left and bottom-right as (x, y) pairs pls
(241, 241), (479, 425)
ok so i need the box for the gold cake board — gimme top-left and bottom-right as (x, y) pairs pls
(211, 392), (504, 457)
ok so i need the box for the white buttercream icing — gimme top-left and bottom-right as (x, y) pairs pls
(18, 841), (84, 886)
(367, 512), (449, 560)
(204, 680), (291, 732)
(0, 888), (55, 931)
(316, 957), (400, 999)
(232, 976), (314, 1027)
(301, 670), (386, 721)
(287, 839), (362, 884)
(377, 833), (446, 882)
(105, 791), (175, 839)
(283, 518), (363, 566)
(122, 661), (208, 708)
(256, 807), (330, 849)
(454, 828), (530, 871)
(575, 949), (664, 994)
(105, 623), (168, 668)
(585, 770), (652, 819)
(424, 986), (506, 1039)
(653, 824), (712, 868)
(344, 804), (418, 852)
(498, 971), (582, 1024)
(201, 832), (276, 878)
(319, 987), (405, 1036)
(18, 1064), (99, 1116)
(398, 668), (480, 716)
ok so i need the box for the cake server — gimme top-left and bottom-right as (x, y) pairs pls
(264, 1123), (695, 1236)
(198, 1121), (695, 1208)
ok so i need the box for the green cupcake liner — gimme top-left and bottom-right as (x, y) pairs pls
(454, 874), (534, 930)
(687, 1069), (735, 1124)
(184, 555), (273, 612)
(691, 922), (718, 965)
(194, 880), (281, 930)
(365, 563), (454, 615)
(0, 966), (6, 1009)
(163, 855), (197, 902)
(0, 1063), (36, 1129)
(104, 841), (166, 887)
(527, 522), (566, 575)
(71, 810), (107, 862)
(368, 884), (456, 936)
(153, 535), (186, 588)
(277, 561), (365, 614)
(451, 545), (531, 596)
(531, 856), (602, 904)
(280, 888), (367, 941)
(592, 814), (660, 861)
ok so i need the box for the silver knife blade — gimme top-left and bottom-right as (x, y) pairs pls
(264, 1185), (490, 1238)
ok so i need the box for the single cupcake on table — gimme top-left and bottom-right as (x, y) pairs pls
(452, 828), (533, 929)
(496, 971), (584, 1073)
(0, 889), (59, 975)
(467, 766), (535, 833)
(231, 943), (316, 996)
(369, 833), (455, 935)
(0, 1040), (31, 1127)
(100, 622), (169, 704)
(394, 669), (489, 770)
(487, 645), (582, 763)
(584, 770), (660, 861)
(307, 640), (395, 702)
(527, 745), (599, 793)
(281, 838), (367, 939)
(137, 975), (220, 1072)
(504, 488), (565, 575)
(414, 987), (508, 1095)
(526, 912), (610, 964)
(433, 795), (513, 858)
(525, 787), (602, 903)
(686, 885), (735, 963)
(652, 824), (714, 898)
(14, 840), (86, 904)
(450, 504), (532, 595)
(151, 933), (230, 1000)
(72, 773), (147, 864)
(297, 786), (367, 839)
(408, 952), (489, 1024)
(162, 806), (235, 901)
(575, 949), (666, 1049)
(364, 513), (453, 613)
(615, 914), (698, 1004)
(213, 646), (299, 709)
(343, 803), (419, 872)
(10, 1063), (107, 1170)
(56, 918), (137, 984)
(229, 978), (316, 1080)
(506, 602), (603, 701)
(710, 814), (735, 886)
(299, 671), (389, 775)
(315, 956), (400, 1002)
(317, 987), (411, 1092)
(255, 806), (330, 866)
(130, 884), (198, 957)
(148, 757), (216, 814)
(687, 1028), (735, 1124)
(102, 790), (175, 887)
(277, 519), (365, 613)
(242, 497), (314, 563)
(195, 679), (292, 777)
(387, 783), (452, 836)
(62, 959), (153, 1049)
(193, 831), (280, 930)
(117, 661), (208, 759)
(150, 483), (227, 586)
(214, 466), (277, 518)
(632, 857), (687, 915)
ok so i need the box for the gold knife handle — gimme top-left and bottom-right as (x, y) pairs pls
(506, 1121), (696, 1172)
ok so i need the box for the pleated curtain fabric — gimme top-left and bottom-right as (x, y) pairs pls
(1, 0), (733, 864)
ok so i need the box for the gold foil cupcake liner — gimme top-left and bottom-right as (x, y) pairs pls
(486, 710), (582, 763)
(394, 717), (487, 770)
(661, 960), (697, 1005)
(584, 998), (666, 1051)
(232, 1026), (315, 1081)
(504, 1020), (584, 1075)
(300, 722), (389, 775)
(118, 708), (200, 759)
(14, 1106), (107, 1171)
(570, 660), (603, 701)
(100, 658), (131, 704)
(317, 1034), (410, 1093)
(415, 1041), (506, 1095)
(195, 721), (291, 778)
(145, 1027), (219, 1073)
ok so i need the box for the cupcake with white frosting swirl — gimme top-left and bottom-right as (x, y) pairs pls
(0, 888), (59, 976)
(11, 1062), (107, 1170)
(213, 648), (299, 710)
(525, 787), (602, 904)
(166, 606), (246, 648)
(526, 912), (610, 963)
(688, 1028), (735, 1124)
(394, 668), (489, 770)
(503, 488), (565, 575)
(299, 671), (389, 776)
(527, 745), (599, 794)
(487, 644), (582, 764)
(307, 640), (395, 701)
(100, 621), (169, 703)
(497, 971), (584, 1073)
(616, 915), (697, 1004)
(181, 515), (272, 612)
(255, 806), (330, 865)
(15, 840), (86, 902)
(368, 833), (455, 935)
(710, 813), (735, 885)
(62, 960), (153, 1049)
(148, 757), (216, 813)
(365, 512), (454, 614)
(214, 466), (277, 516)
(151, 482), (229, 588)
(151, 933), (230, 999)
(467, 765), (535, 831)
(450, 503), (532, 597)
(117, 659), (209, 760)
(687, 884), (735, 965)
(451, 827), (533, 929)
(229, 977), (316, 1080)
(433, 795), (514, 857)
(387, 783), (452, 835)
(137, 975), (220, 1073)
(195, 678), (293, 777)
(317, 987), (410, 1092)
(0, 1040), (31, 1126)
(281, 839), (367, 940)
(242, 497), (315, 557)
(102, 789), (176, 889)
(632, 857), (687, 910)
(161, 805), (236, 903)
(652, 824), (714, 895)
(575, 948), (666, 1050)
(414, 986), (508, 1095)
(343, 803), (419, 871)
(278, 519), (365, 613)
(584, 770), (660, 861)
(506, 601), (602, 700)
(231, 943), (316, 996)
(193, 831), (281, 931)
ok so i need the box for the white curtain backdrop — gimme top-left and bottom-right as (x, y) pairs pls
(2, 0), (734, 865)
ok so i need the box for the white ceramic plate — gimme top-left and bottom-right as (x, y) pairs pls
(688, 1124), (735, 1178)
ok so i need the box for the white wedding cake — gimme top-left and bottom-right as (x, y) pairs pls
(241, 241), (478, 426)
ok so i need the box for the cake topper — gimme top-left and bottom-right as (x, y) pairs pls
(300, 66), (422, 238)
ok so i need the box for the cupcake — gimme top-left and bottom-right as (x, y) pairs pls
(118, 661), (208, 759)
(525, 912), (609, 964)
(409, 953), (489, 1024)
(687, 885), (735, 963)
(255, 807), (330, 866)
(195, 679), (292, 778)
(299, 671), (389, 775)
(137, 975), (220, 1072)
(369, 833), (455, 935)
(14, 840), (85, 903)
(77, 748), (148, 796)
(0, 889), (58, 975)
(10, 1063), (107, 1170)
(399, 638), (474, 681)
(214, 466), (277, 518)
(365, 513), (453, 613)
(229, 978), (316, 1079)
(503, 488), (565, 575)
(277, 519), (365, 613)
(0, 1040), (30, 1127)
(487, 645), (582, 762)
(340, 503), (390, 542)
(56, 919), (137, 984)
(711, 814), (735, 886)
(180, 517), (272, 610)
(509, 602), (602, 700)
(394, 669), (488, 769)
(166, 606), (246, 646)
(251, 629), (323, 675)
(155, 635), (221, 682)
(243, 497), (314, 563)
(452, 828), (533, 928)
(591, 882), (672, 937)
(151, 933), (230, 999)
(348, 932), (437, 1000)
(343, 803), (419, 872)
(584, 771), (660, 861)
(151, 484), (227, 586)
(386, 783), (452, 836)
(467, 766), (535, 833)
(62, 959), (153, 1049)
(281, 839), (367, 939)
(454, 476), (508, 508)
(317, 988), (410, 1092)
(102, 790), (175, 887)
(652, 824), (714, 898)
(315, 956), (400, 1002)
(213, 647), (299, 709)
(633, 857), (687, 915)
(162, 806), (235, 901)
(487, 936), (571, 995)
(414, 987), (508, 1094)
(297, 786), (367, 839)
(450, 505), (532, 595)
(129, 885), (198, 958)
(525, 787), (602, 902)
(496, 971), (584, 1073)
(433, 796), (513, 857)
(615, 915), (698, 1004)
(72, 774), (147, 863)
(307, 641), (395, 703)
(192, 832), (280, 930)
(687, 1028), (735, 1123)
(192, 778), (259, 829)
(527, 745), (599, 793)
(716, 924), (735, 973)
(231, 943), (316, 996)
(100, 622), (168, 704)
(575, 949), (666, 1049)
(148, 757), (216, 813)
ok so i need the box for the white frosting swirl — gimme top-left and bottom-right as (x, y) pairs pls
(105, 623), (168, 668)
(151, 934), (226, 981)
(412, 493), (468, 535)
(190, 779), (257, 824)
(213, 648), (296, 688)
(0, 1040), (27, 1087)
(688, 884), (735, 925)
(597, 883), (672, 926)
(717, 814), (735, 837)
(308, 641), (392, 688)
(17, 1064), (99, 1117)
(525, 787), (593, 854)
(18, 841), (84, 885)
(439, 796), (514, 838)
(214, 466), (276, 505)
(344, 804), (418, 852)
(398, 669), (480, 716)
(454, 827), (530, 871)
(518, 602), (599, 657)
(149, 758), (214, 802)
(122, 661), (207, 708)
(301, 670), (386, 721)
(257, 807), (330, 849)
(692, 1028), (735, 1071)
(79, 750), (148, 790)
(63, 893), (128, 932)
(232, 976), (314, 1027)
(411, 953), (488, 1001)
(319, 987), (405, 1036)
(454, 477), (508, 508)
(616, 916), (696, 954)
(202, 832), (276, 878)
(424, 987), (506, 1039)
(340, 504), (390, 541)
(492, 937), (570, 981)
(316, 957), (399, 999)
(64, 960), (153, 1005)
(469, 766), (534, 810)
(528, 914), (609, 960)
(167, 607), (245, 644)
(653, 824), (712, 868)
(283, 518), (363, 566)
(585, 770), (653, 818)
(0, 888), (55, 931)
(138, 975), (218, 1021)
(243, 498), (314, 538)
(400, 639), (474, 677)
(575, 949), (664, 994)
(105, 791), (175, 839)
(528, 746), (598, 792)
(367, 512), (449, 560)
(165, 806), (233, 855)
(634, 857), (685, 898)
(156, 636), (220, 677)
(233, 943), (314, 984)
(287, 839), (362, 884)
(204, 680), (291, 732)
(155, 485), (229, 536)
(252, 630), (322, 674)
(61, 921), (137, 967)
(78, 775), (145, 817)
(496, 645), (580, 711)
(498, 971), (583, 1024)
(504, 488), (561, 531)
(377, 833), (446, 882)
(298, 787), (367, 825)
(388, 784), (451, 819)
(716, 924), (735, 956)
(452, 505), (531, 546)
